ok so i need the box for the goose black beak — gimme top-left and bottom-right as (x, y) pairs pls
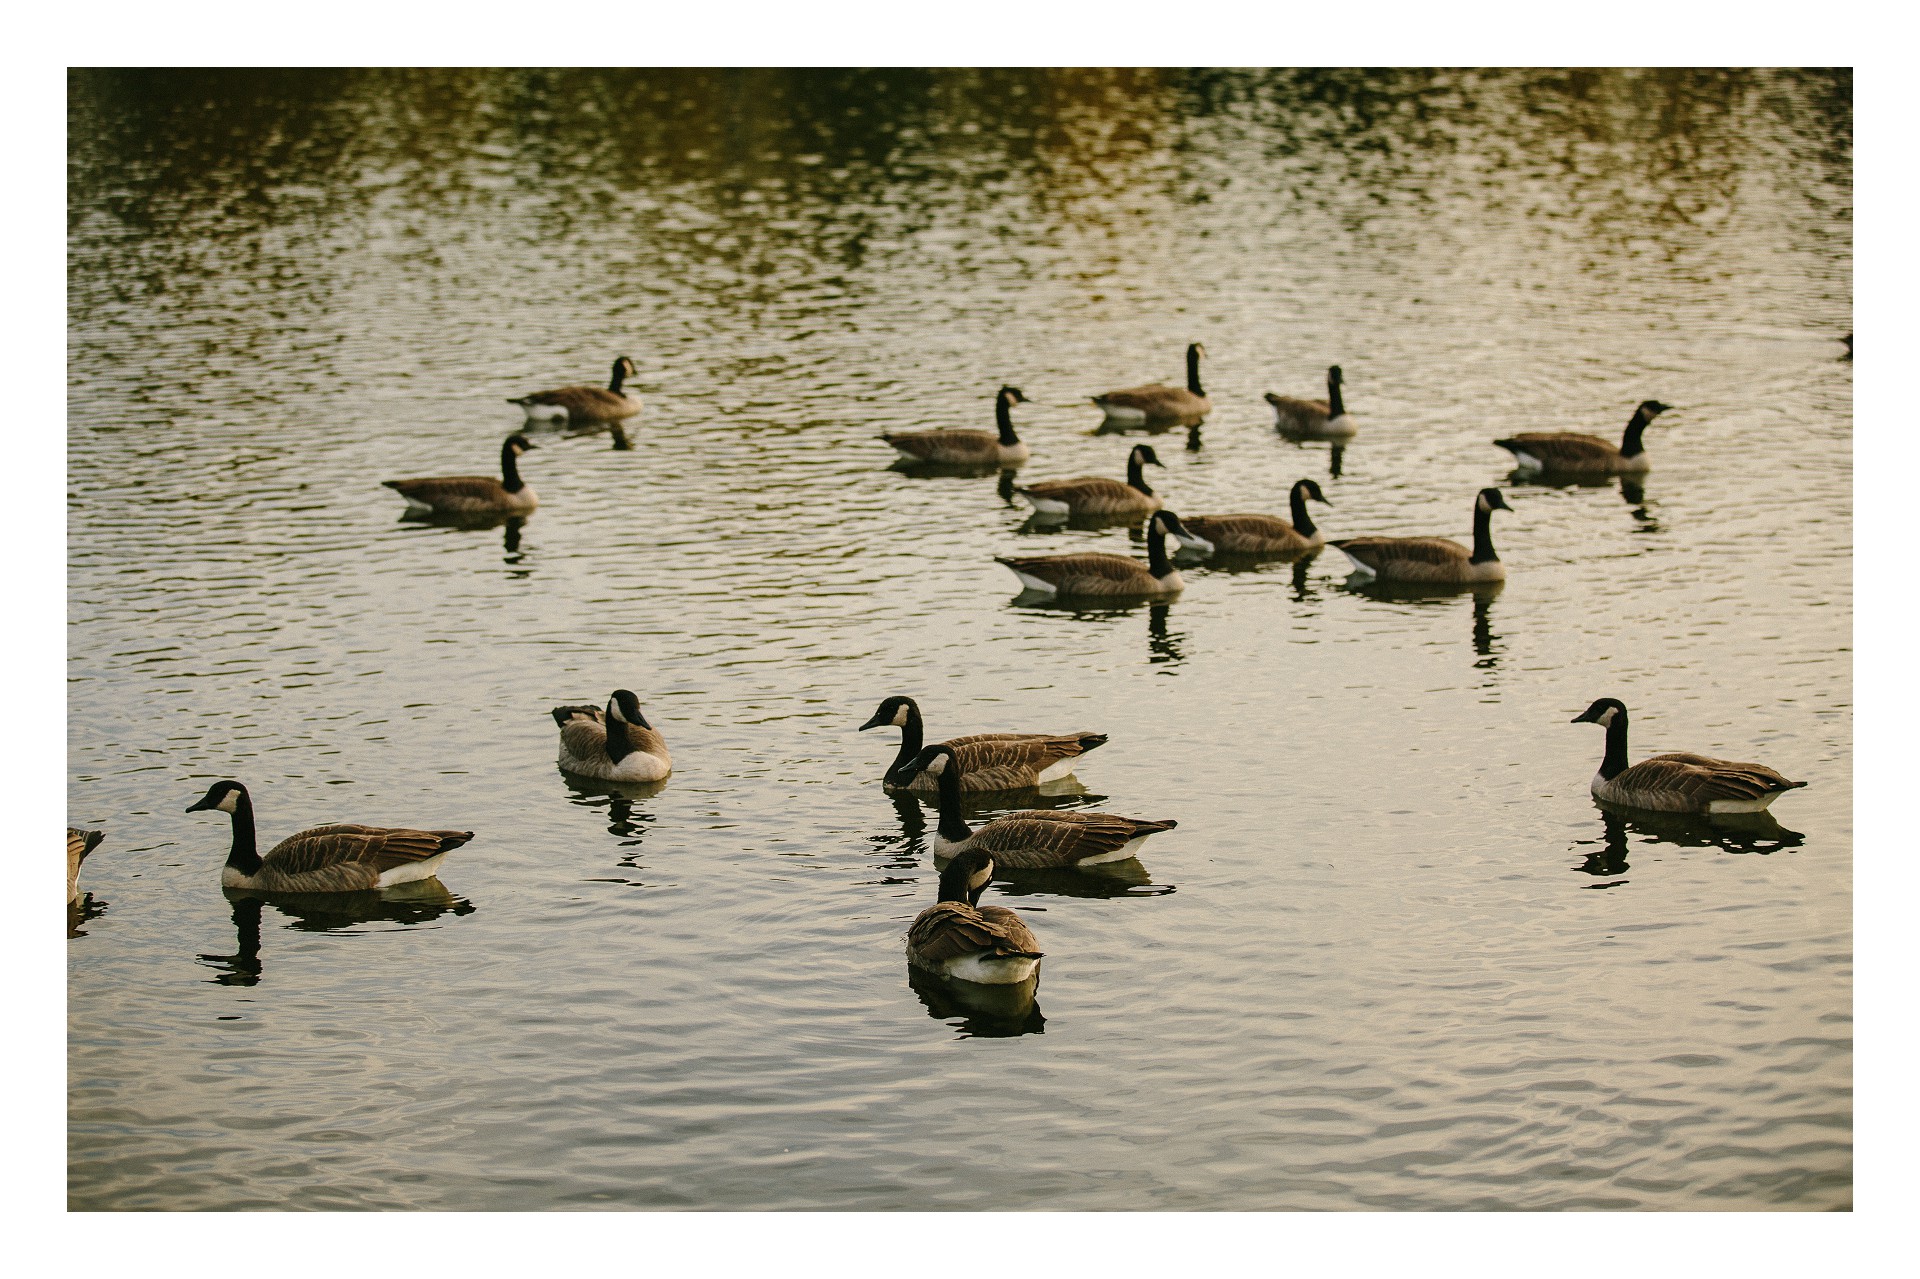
(857, 712), (888, 731)
(185, 797), (213, 812)
(1570, 710), (1594, 724)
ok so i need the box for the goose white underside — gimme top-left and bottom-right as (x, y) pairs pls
(1336, 549), (1378, 577)
(940, 953), (1040, 984)
(1035, 757), (1078, 784)
(1098, 406), (1148, 425)
(520, 403), (569, 422)
(1505, 449), (1546, 472)
(1592, 774), (1790, 815)
(1323, 414), (1358, 436)
(558, 748), (671, 783)
(1707, 796), (1785, 814)
(1005, 568), (1061, 594)
(377, 854), (448, 888)
(1019, 494), (1073, 517)
(402, 497), (437, 514)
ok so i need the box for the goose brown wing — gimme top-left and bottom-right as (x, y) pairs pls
(522, 386), (629, 416)
(950, 733), (1106, 773)
(558, 716), (611, 761)
(1184, 514), (1301, 551)
(1266, 395), (1331, 427)
(997, 552), (1151, 582)
(263, 824), (474, 876)
(972, 811), (1169, 867)
(382, 476), (510, 503)
(1020, 477), (1136, 504)
(1494, 432), (1617, 466)
(68, 827), (105, 865)
(551, 704), (605, 728)
(1620, 754), (1806, 802)
(1094, 383), (1179, 410)
(908, 901), (1043, 964)
(881, 429), (998, 463)
(1331, 536), (1470, 570)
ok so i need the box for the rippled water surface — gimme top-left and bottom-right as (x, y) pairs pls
(67, 69), (1852, 1210)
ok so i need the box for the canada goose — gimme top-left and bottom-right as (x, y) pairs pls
(1570, 698), (1807, 814)
(858, 694), (1107, 791)
(1331, 488), (1513, 584)
(1183, 478), (1332, 555)
(905, 849), (1043, 985)
(1092, 343), (1211, 424)
(903, 744), (1177, 869)
(1266, 365), (1357, 438)
(997, 509), (1206, 597)
(552, 690), (672, 783)
(383, 434), (538, 516)
(1494, 400), (1672, 475)
(1017, 443), (1165, 518)
(882, 386), (1031, 466)
(185, 781), (473, 893)
(67, 828), (103, 906)
(508, 356), (643, 424)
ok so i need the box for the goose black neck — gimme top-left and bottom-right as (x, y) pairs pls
(224, 791), (261, 876)
(1620, 407), (1650, 458)
(1599, 710), (1631, 780)
(604, 711), (634, 763)
(936, 859), (978, 905)
(1147, 522), (1172, 577)
(933, 758), (972, 844)
(1126, 452), (1154, 496)
(1328, 370), (1345, 418)
(1289, 483), (1317, 537)
(608, 360), (628, 394)
(500, 441), (525, 493)
(885, 702), (925, 783)
(995, 394), (1019, 446)
(1186, 347), (1205, 397)
(1470, 501), (1499, 564)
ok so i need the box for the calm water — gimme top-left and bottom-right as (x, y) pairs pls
(67, 69), (1851, 1211)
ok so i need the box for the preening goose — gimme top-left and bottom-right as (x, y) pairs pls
(1571, 698), (1807, 815)
(1183, 478), (1332, 555)
(1017, 443), (1165, 518)
(1332, 487), (1512, 584)
(508, 356), (643, 424)
(906, 849), (1043, 985)
(858, 694), (1107, 791)
(1092, 343), (1211, 424)
(384, 433), (539, 516)
(1266, 365), (1357, 438)
(882, 386), (1030, 466)
(67, 828), (103, 906)
(903, 744), (1177, 869)
(552, 690), (672, 783)
(185, 781), (473, 893)
(997, 509), (1207, 597)
(1495, 400), (1672, 475)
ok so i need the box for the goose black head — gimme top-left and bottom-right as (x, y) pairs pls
(1477, 487), (1513, 514)
(1639, 400), (1672, 419)
(906, 743), (957, 779)
(938, 847), (997, 905)
(1294, 478), (1331, 506)
(607, 689), (651, 729)
(186, 780), (249, 814)
(1155, 509), (1213, 553)
(998, 385), (1028, 405)
(615, 355), (639, 379)
(1133, 444), (1165, 469)
(1571, 697), (1628, 726)
(1187, 342), (1206, 361)
(1329, 365), (1343, 384)
(505, 433), (537, 454)
(859, 695), (917, 732)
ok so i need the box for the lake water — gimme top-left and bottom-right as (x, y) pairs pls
(67, 68), (1851, 1211)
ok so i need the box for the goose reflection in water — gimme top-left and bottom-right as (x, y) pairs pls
(1570, 808), (1807, 889)
(907, 966), (1045, 1038)
(68, 893), (108, 939)
(1504, 468), (1661, 533)
(1005, 594), (1189, 670)
(198, 882), (476, 986)
(562, 776), (665, 885)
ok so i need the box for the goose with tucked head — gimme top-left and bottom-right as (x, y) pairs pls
(1016, 444), (1167, 519)
(901, 744), (1178, 869)
(1495, 400), (1672, 476)
(1091, 343), (1210, 425)
(186, 780), (473, 893)
(1181, 478), (1333, 555)
(905, 849), (1043, 985)
(1571, 698), (1807, 815)
(552, 689), (672, 783)
(881, 386), (1031, 467)
(508, 355), (643, 424)
(997, 509), (1207, 597)
(859, 694), (1106, 791)
(384, 433), (539, 516)
(67, 828), (104, 906)
(1266, 365), (1357, 439)
(1332, 488), (1513, 584)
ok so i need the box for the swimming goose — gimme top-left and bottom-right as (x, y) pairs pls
(1494, 400), (1672, 475)
(903, 744), (1177, 869)
(997, 509), (1206, 597)
(508, 356), (643, 424)
(1266, 365), (1357, 438)
(67, 828), (103, 906)
(384, 434), (539, 516)
(552, 690), (672, 783)
(1332, 487), (1512, 584)
(185, 781), (473, 893)
(858, 694), (1107, 791)
(1092, 343), (1211, 424)
(1183, 478), (1332, 555)
(1017, 443), (1165, 518)
(882, 386), (1031, 466)
(1571, 698), (1807, 814)
(905, 849), (1043, 985)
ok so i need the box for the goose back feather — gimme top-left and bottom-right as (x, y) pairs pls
(509, 356), (643, 423)
(384, 434), (538, 515)
(186, 780), (472, 894)
(1332, 488), (1510, 584)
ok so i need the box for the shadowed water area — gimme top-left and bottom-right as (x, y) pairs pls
(67, 68), (1851, 1211)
